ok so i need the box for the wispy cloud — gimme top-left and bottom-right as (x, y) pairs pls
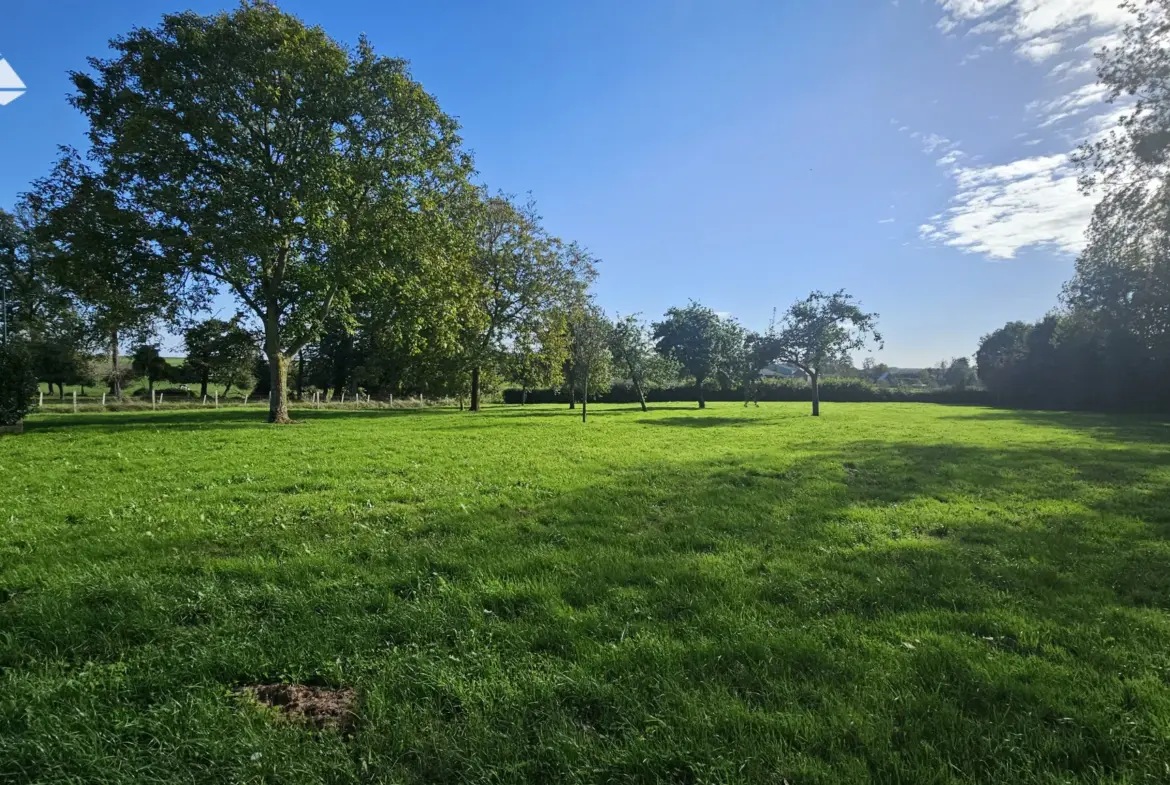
(878, 218), (896, 224)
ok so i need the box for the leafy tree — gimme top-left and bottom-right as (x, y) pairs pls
(508, 311), (568, 404)
(975, 321), (1031, 399)
(0, 343), (38, 427)
(943, 356), (976, 390)
(183, 317), (258, 398)
(566, 302), (612, 423)
(609, 314), (678, 411)
(29, 153), (179, 397)
(772, 290), (881, 416)
(727, 328), (774, 407)
(464, 193), (595, 411)
(131, 344), (170, 395)
(862, 356), (889, 384)
(652, 301), (739, 409)
(67, 2), (474, 422)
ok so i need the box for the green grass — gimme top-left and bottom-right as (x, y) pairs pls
(2, 402), (1170, 783)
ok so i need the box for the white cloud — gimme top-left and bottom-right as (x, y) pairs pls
(929, 153), (1094, 258)
(1027, 82), (1110, 127)
(878, 218), (896, 224)
(1016, 35), (1064, 61)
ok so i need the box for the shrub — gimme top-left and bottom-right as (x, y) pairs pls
(503, 378), (991, 406)
(0, 344), (40, 426)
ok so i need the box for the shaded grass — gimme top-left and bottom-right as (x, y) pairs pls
(2, 402), (1170, 783)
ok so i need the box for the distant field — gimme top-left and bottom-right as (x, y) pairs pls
(2, 403), (1169, 783)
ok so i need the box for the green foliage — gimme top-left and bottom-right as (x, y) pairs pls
(0, 343), (38, 425)
(652, 301), (740, 408)
(67, 1), (475, 421)
(130, 344), (170, 393)
(183, 318), (260, 397)
(5, 404), (1170, 781)
(773, 290), (882, 415)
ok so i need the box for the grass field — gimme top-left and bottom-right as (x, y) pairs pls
(2, 402), (1170, 784)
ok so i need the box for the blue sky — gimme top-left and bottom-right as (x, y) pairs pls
(0, 0), (1127, 366)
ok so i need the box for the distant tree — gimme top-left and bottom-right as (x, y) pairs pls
(944, 356), (976, 390)
(862, 356), (889, 383)
(32, 318), (93, 399)
(131, 344), (170, 395)
(772, 290), (881, 416)
(183, 317), (260, 398)
(727, 328), (776, 407)
(29, 153), (179, 397)
(508, 310), (568, 404)
(609, 314), (677, 411)
(464, 193), (594, 411)
(975, 321), (1031, 398)
(67, 3), (474, 421)
(652, 301), (739, 409)
(567, 302), (612, 423)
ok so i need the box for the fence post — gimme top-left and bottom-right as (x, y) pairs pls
(214, 390), (219, 409)
(341, 392), (345, 404)
(244, 394), (249, 406)
(102, 393), (106, 406)
(151, 390), (156, 410)
(159, 393), (164, 406)
(203, 395), (207, 406)
(389, 394), (393, 407)
(39, 391), (43, 407)
(72, 390), (77, 414)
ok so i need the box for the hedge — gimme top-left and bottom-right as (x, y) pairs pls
(503, 378), (991, 406)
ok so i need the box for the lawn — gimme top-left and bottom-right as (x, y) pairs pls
(2, 402), (1170, 784)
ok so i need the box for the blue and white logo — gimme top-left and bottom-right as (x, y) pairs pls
(0, 57), (26, 105)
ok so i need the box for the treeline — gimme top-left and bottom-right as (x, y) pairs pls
(976, 4), (1170, 413)
(0, 3), (888, 426)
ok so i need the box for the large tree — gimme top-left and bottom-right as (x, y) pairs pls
(652, 301), (738, 409)
(772, 290), (881, 416)
(464, 193), (595, 412)
(67, 2), (474, 422)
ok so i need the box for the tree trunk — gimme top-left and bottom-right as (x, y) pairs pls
(521, 388), (527, 405)
(58, 383), (64, 401)
(697, 376), (706, 409)
(223, 382), (233, 398)
(744, 381), (750, 407)
(148, 377), (154, 396)
(110, 329), (121, 398)
(811, 373), (820, 417)
(582, 369), (588, 423)
(199, 370), (209, 399)
(265, 316), (291, 423)
(569, 385), (576, 409)
(470, 367), (481, 412)
(633, 377), (647, 412)
(296, 351), (305, 402)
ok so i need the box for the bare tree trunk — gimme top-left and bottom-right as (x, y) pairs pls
(569, 383), (576, 409)
(296, 351), (305, 402)
(470, 367), (481, 412)
(633, 377), (647, 412)
(582, 369), (588, 422)
(811, 373), (820, 417)
(110, 329), (121, 398)
(199, 370), (209, 399)
(521, 388), (527, 405)
(266, 316), (291, 423)
(697, 376), (706, 409)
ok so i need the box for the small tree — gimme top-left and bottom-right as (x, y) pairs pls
(609, 314), (679, 412)
(567, 303), (612, 423)
(944, 356), (976, 390)
(0, 343), (38, 429)
(773, 290), (881, 416)
(131, 343), (169, 395)
(652, 301), (738, 409)
(728, 328), (774, 407)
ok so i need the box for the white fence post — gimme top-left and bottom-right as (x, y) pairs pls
(151, 390), (156, 410)
(244, 394), (249, 406)
(203, 395), (207, 406)
(72, 391), (77, 414)
(39, 391), (43, 407)
(102, 393), (106, 406)
(214, 391), (219, 409)
(341, 392), (345, 404)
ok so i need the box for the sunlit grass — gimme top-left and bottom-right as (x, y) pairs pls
(2, 402), (1169, 783)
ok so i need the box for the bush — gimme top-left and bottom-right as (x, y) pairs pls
(0, 344), (40, 426)
(503, 378), (992, 406)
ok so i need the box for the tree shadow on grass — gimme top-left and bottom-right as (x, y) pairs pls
(941, 408), (1170, 445)
(21, 406), (457, 433)
(5, 437), (1170, 782)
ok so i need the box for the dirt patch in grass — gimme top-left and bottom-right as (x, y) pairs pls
(241, 683), (357, 731)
